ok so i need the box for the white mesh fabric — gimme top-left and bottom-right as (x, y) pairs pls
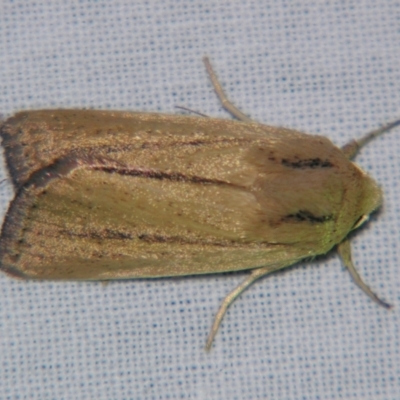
(0, 1), (399, 399)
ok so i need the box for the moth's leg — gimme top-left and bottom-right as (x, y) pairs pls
(203, 56), (253, 123)
(337, 239), (392, 308)
(205, 265), (281, 351)
(341, 119), (400, 159)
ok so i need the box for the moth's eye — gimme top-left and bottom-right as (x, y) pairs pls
(353, 214), (369, 230)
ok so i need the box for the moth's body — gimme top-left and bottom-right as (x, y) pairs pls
(0, 58), (395, 349)
(0, 110), (379, 280)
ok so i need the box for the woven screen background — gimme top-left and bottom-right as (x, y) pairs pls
(0, 1), (399, 399)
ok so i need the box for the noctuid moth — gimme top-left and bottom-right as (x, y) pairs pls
(0, 57), (398, 350)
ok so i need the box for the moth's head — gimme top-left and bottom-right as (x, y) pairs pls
(350, 166), (383, 231)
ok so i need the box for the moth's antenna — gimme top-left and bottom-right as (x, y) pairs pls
(342, 119), (400, 159)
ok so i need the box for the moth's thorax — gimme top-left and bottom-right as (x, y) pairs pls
(243, 134), (382, 255)
(336, 163), (383, 235)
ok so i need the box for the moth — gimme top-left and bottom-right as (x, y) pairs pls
(0, 57), (397, 350)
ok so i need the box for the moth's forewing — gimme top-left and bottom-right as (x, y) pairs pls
(0, 161), (304, 279)
(1, 110), (289, 188)
(0, 110), (373, 280)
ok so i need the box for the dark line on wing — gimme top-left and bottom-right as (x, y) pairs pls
(21, 150), (237, 190)
(282, 210), (333, 224)
(281, 158), (333, 169)
(56, 229), (289, 248)
(103, 136), (251, 153)
(92, 165), (228, 185)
